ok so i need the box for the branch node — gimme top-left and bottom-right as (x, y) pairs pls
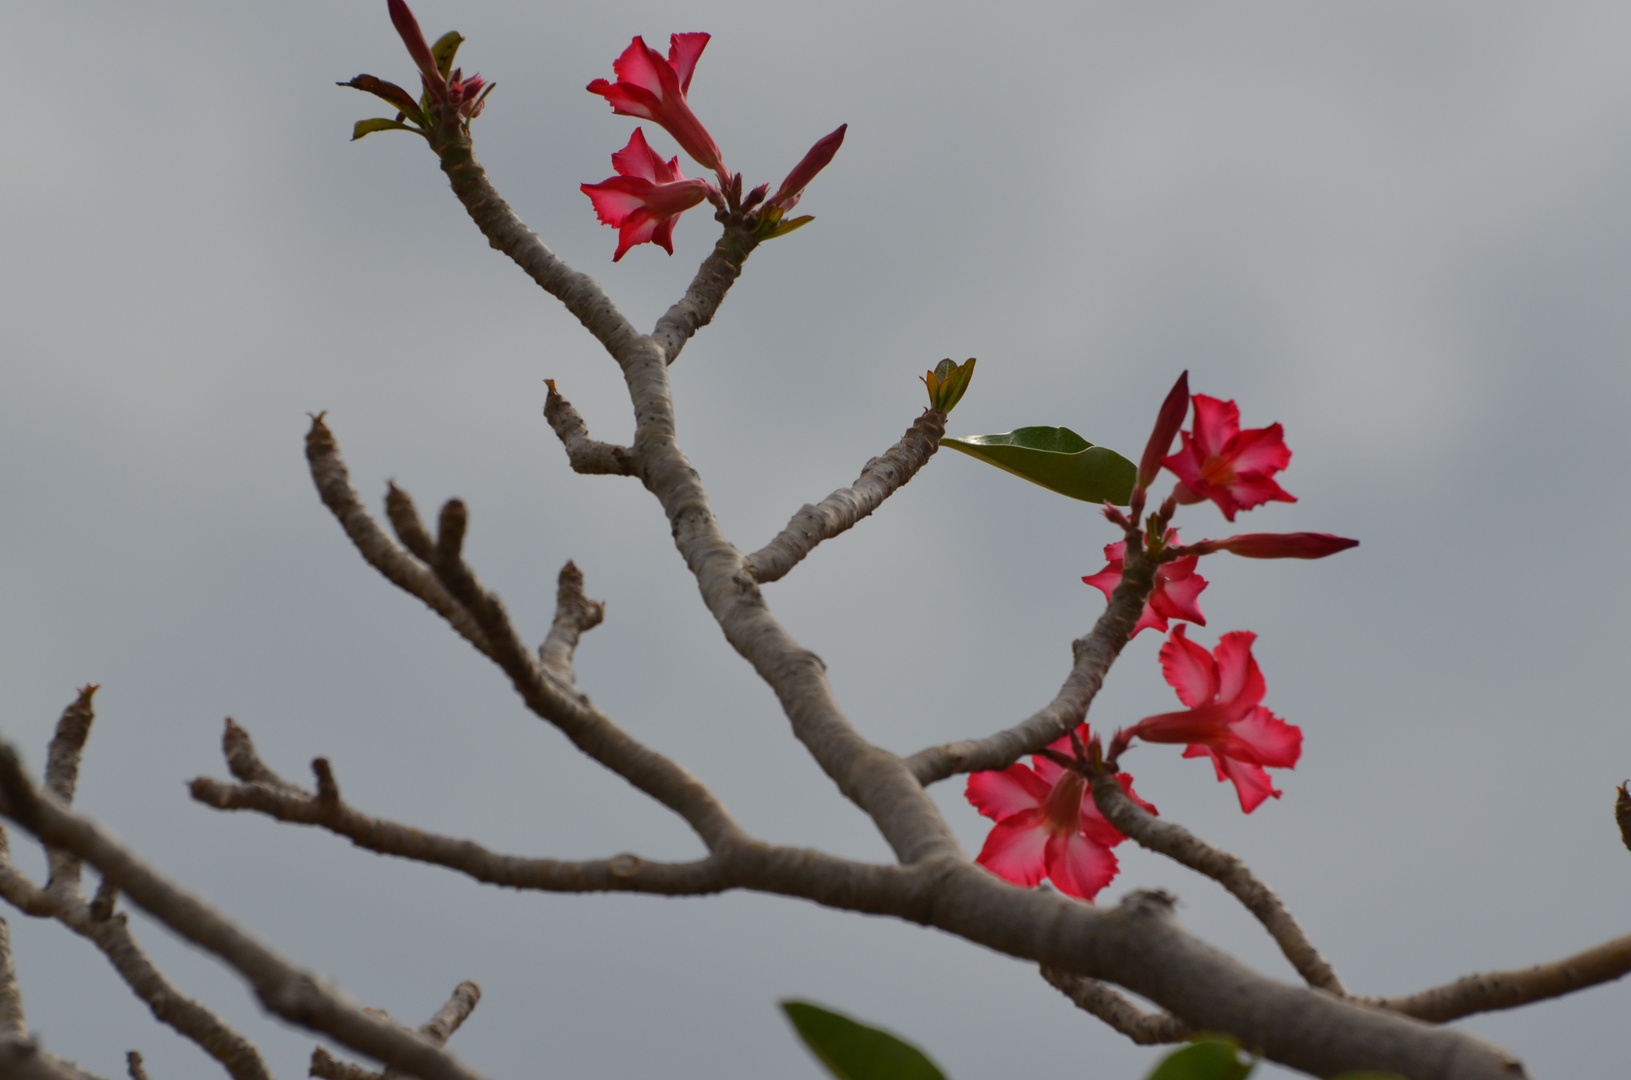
(311, 760), (340, 810)
(384, 483), (437, 563)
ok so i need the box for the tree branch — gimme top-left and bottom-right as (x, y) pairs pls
(0, 1040), (111, 1080)
(541, 383), (637, 477)
(1369, 932), (1631, 1023)
(1039, 966), (1191, 1045)
(744, 410), (948, 584)
(0, 744), (493, 1080)
(42, 687), (97, 900)
(537, 562), (605, 687)
(428, 126), (642, 361)
(651, 225), (759, 366)
(313, 981), (483, 1080)
(190, 730), (728, 896)
(0, 914), (26, 1039)
(306, 416), (495, 659)
(1088, 770), (1347, 995)
(905, 549), (1156, 785)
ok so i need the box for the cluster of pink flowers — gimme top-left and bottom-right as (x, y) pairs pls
(967, 373), (1357, 900)
(582, 34), (846, 260)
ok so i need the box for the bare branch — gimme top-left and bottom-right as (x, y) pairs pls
(417, 982), (480, 1046)
(0, 915), (26, 1039)
(190, 755), (727, 896)
(537, 562), (606, 686)
(42, 687), (97, 897)
(221, 720), (295, 791)
(1370, 932), (1631, 1023)
(0, 744), (492, 1080)
(0, 1040), (111, 1080)
(305, 416), (494, 659)
(905, 550), (1157, 786)
(429, 127), (643, 360)
(651, 226), (759, 366)
(309, 1048), (376, 1080)
(745, 410), (948, 584)
(125, 1052), (149, 1080)
(1088, 771), (1346, 995)
(542, 383), (636, 477)
(1039, 966), (1190, 1045)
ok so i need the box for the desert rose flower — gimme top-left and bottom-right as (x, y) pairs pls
(1082, 530), (1207, 638)
(1163, 395), (1295, 521)
(1126, 626), (1301, 813)
(588, 34), (727, 181)
(582, 129), (712, 261)
(965, 725), (1155, 902)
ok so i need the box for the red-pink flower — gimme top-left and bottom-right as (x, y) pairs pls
(965, 725), (1156, 902)
(1082, 530), (1207, 638)
(1127, 626), (1301, 813)
(587, 34), (727, 181)
(767, 124), (847, 212)
(581, 129), (712, 261)
(1163, 395), (1295, 522)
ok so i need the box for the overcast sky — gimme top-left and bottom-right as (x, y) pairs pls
(4, 2), (1631, 1078)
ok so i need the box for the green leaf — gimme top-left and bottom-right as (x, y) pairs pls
(942, 426), (1136, 504)
(1144, 1038), (1254, 1080)
(351, 117), (425, 141)
(780, 1001), (948, 1080)
(431, 31), (464, 78)
(764, 214), (815, 239)
(339, 75), (428, 127)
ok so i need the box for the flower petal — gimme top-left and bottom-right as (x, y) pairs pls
(965, 763), (1050, 822)
(1159, 625), (1217, 708)
(1222, 706), (1301, 769)
(974, 812), (1050, 886)
(1189, 396), (1240, 460)
(667, 32), (710, 92)
(610, 128), (669, 183)
(1211, 630), (1264, 709)
(1223, 423), (1292, 477)
(1043, 830), (1119, 901)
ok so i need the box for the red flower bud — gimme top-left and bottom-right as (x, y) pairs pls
(1195, 532), (1358, 559)
(1138, 371), (1189, 492)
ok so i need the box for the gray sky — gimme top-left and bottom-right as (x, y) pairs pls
(4, 2), (1631, 1077)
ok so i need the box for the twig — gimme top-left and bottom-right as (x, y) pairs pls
(651, 226), (759, 366)
(190, 731), (728, 896)
(0, 914), (26, 1039)
(745, 410), (948, 584)
(221, 720), (294, 791)
(309, 1048), (377, 1080)
(541, 383), (636, 477)
(905, 546), (1157, 785)
(0, 703), (273, 1080)
(42, 687), (97, 899)
(305, 416), (494, 659)
(429, 125), (643, 360)
(0, 743), (491, 1080)
(0, 1040), (111, 1080)
(537, 562), (605, 686)
(125, 1052), (150, 1080)
(1369, 932), (1631, 1023)
(1039, 966), (1191, 1045)
(1087, 771), (1346, 995)
(315, 981), (484, 1080)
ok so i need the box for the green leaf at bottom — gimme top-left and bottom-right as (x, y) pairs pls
(1145, 1038), (1254, 1080)
(780, 1000), (948, 1080)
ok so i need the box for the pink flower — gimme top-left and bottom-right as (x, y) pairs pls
(1126, 626), (1301, 813)
(1082, 530), (1207, 638)
(588, 34), (727, 181)
(1188, 532), (1359, 560)
(767, 124), (847, 212)
(1163, 395), (1295, 522)
(581, 129), (712, 261)
(965, 725), (1155, 902)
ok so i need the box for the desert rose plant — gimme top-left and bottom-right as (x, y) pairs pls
(3, 5), (1629, 1080)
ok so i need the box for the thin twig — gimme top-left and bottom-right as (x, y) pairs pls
(651, 225), (759, 366)
(905, 545), (1157, 785)
(542, 383), (636, 477)
(1087, 771), (1346, 995)
(0, 743), (490, 1080)
(0, 914), (26, 1039)
(1039, 966), (1191, 1045)
(537, 562), (605, 686)
(745, 410), (948, 584)
(309, 1048), (377, 1080)
(306, 416), (494, 659)
(125, 1052), (150, 1080)
(1369, 932), (1631, 1022)
(190, 734), (728, 896)
(0, 1040), (111, 1080)
(42, 687), (97, 899)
